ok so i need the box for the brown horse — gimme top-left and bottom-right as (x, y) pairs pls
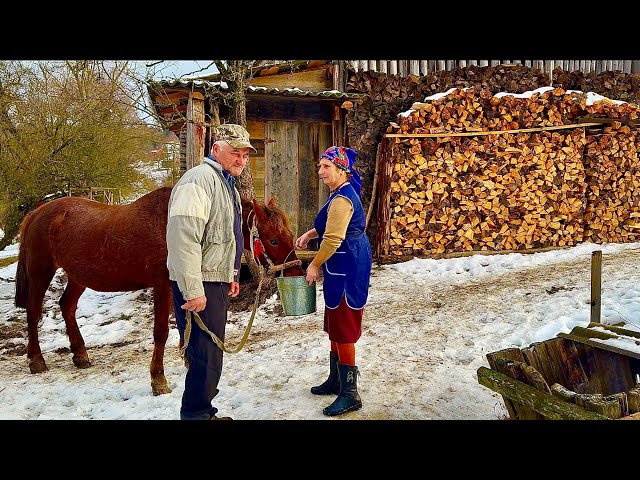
(14, 186), (303, 395)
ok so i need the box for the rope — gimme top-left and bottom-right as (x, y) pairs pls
(180, 258), (302, 356)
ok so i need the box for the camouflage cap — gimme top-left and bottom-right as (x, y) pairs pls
(214, 124), (257, 153)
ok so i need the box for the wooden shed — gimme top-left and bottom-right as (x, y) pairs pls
(146, 60), (366, 241)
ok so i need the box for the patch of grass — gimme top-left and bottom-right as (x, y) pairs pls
(0, 255), (17, 268)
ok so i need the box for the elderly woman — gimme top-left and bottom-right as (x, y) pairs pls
(295, 146), (372, 416)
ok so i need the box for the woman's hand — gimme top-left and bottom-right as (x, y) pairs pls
(295, 232), (309, 250)
(305, 263), (319, 285)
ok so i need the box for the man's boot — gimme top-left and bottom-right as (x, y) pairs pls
(311, 351), (340, 395)
(322, 363), (362, 416)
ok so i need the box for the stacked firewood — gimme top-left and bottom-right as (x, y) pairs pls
(385, 87), (640, 256)
(582, 121), (640, 243)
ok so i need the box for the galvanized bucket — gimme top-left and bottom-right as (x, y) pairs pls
(276, 276), (316, 316)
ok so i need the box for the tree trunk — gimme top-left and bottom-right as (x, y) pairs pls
(223, 60), (262, 282)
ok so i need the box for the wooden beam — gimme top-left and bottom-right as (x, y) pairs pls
(590, 251), (602, 324)
(186, 92), (205, 170)
(384, 122), (604, 138)
(477, 367), (610, 420)
(557, 328), (640, 360)
(159, 104), (188, 115)
(155, 91), (190, 105)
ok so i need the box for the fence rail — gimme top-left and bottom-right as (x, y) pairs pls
(347, 60), (640, 78)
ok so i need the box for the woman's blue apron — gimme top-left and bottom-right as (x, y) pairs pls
(314, 183), (372, 309)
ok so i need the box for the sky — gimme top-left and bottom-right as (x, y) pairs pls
(145, 60), (218, 81)
(2, 236), (640, 421)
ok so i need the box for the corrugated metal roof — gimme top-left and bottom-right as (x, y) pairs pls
(148, 79), (366, 100)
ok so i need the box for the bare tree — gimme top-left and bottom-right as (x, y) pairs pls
(0, 60), (163, 250)
(212, 60), (285, 284)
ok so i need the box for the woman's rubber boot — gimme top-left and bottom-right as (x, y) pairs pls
(322, 363), (362, 416)
(311, 351), (340, 395)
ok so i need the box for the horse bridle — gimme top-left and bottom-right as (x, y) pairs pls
(180, 209), (303, 356)
(248, 209), (300, 274)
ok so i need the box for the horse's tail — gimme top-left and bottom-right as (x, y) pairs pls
(15, 211), (35, 308)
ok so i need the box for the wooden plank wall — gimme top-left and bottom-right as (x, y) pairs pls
(249, 68), (333, 90)
(266, 121), (300, 239)
(246, 119), (265, 203)
(298, 123), (320, 240)
(241, 118), (334, 243)
(348, 60), (640, 79)
(318, 125), (332, 210)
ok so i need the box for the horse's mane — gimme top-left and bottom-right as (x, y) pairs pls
(133, 187), (173, 213)
(258, 201), (294, 237)
(139, 186), (172, 203)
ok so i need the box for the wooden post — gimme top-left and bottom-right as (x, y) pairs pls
(591, 250), (602, 324)
(186, 91), (205, 171)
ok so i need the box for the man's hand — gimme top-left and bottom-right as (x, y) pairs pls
(229, 281), (240, 297)
(182, 295), (207, 312)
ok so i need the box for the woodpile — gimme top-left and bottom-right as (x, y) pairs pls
(346, 66), (552, 246)
(382, 86), (640, 257)
(345, 66), (640, 257)
(581, 101), (640, 243)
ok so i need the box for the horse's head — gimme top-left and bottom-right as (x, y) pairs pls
(244, 197), (305, 277)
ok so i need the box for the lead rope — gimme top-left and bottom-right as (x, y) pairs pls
(180, 257), (302, 356)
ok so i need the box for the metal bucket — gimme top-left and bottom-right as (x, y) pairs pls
(275, 276), (316, 316)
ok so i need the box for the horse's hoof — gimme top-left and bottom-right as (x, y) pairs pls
(72, 354), (91, 369)
(29, 357), (48, 374)
(151, 377), (171, 396)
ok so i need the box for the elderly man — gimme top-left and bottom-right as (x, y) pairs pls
(166, 124), (256, 420)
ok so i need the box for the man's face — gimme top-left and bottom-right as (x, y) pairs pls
(213, 142), (250, 176)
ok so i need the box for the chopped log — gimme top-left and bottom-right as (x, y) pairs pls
(627, 387), (640, 413)
(604, 392), (628, 417)
(574, 392), (604, 408)
(521, 363), (552, 394)
(551, 383), (577, 402)
(575, 393), (623, 419)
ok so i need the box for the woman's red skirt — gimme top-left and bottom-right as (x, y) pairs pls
(323, 295), (363, 343)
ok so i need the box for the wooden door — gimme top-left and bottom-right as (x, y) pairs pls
(265, 121), (333, 241)
(265, 121), (300, 239)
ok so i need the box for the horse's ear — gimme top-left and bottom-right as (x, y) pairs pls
(252, 199), (268, 224)
(268, 197), (277, 207)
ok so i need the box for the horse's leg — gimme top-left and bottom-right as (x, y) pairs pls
(59, 278), (91, 369)
(150, 284), (172, 395)
(26, 265), (57, 374)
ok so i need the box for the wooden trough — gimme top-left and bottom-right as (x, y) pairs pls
(477, 322), (640, 420)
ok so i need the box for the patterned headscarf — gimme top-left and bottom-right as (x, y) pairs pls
(320, 146), (362, 198)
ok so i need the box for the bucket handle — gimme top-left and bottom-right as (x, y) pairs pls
(280, 249), (297, 277)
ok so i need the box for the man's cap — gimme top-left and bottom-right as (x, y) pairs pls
(215, 124), (257, 153)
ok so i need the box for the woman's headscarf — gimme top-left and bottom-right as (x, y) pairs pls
(320, 146), (362, 198)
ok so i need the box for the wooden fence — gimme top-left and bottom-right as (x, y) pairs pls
(68, 187), (122, 205)
(347, 60), (640, 78)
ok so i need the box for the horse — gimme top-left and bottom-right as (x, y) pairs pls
(14, 186), (304, 396)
